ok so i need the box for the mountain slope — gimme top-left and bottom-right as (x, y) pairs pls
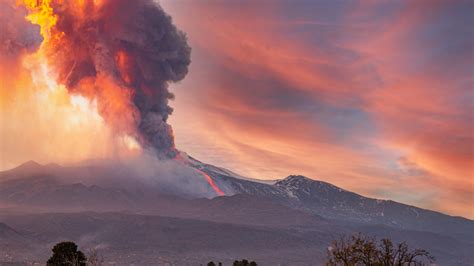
(193, 159), (474, 237)
(273, 175), (473, 237)
(1, 159), (473, 237)
(0, 159), (473, 265)
(0, 211), (472, 265)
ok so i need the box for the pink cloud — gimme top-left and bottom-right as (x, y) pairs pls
(163, 0), (473, 218)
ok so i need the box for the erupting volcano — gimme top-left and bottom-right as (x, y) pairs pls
(0, 0), (228, 195)
(0, 1), (472, 264)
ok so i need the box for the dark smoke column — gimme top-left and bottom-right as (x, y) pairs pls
(122, 0), (191, 159)
(47, 0), (191, 159)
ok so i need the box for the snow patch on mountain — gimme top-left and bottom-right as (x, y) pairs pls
(182, 152), (277, 185)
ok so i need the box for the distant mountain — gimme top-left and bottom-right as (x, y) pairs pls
(0, 158), (473, 265)
(273, 175), (473, 238)
(1, 158), (473, 236)
(194, 157), (473, 237)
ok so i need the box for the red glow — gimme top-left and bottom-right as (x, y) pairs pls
(115, 50), (133, 85)
(174, 154), (225, 196)
(195, 168), (225, 196)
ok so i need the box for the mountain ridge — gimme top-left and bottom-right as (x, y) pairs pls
(0, 159), (473, 265)
(1, 159), (471, 234)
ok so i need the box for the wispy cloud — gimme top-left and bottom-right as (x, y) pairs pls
(163, 0), (474, 218)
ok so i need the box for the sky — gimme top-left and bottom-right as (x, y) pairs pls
(159, 0), (474, 218)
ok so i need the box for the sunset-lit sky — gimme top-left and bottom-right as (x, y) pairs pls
(0, 0), (472, 219)
(160, 0), (473, 218)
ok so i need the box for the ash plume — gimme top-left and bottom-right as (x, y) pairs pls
(42, 0), (191, 158)
(0, 0), (42, 63)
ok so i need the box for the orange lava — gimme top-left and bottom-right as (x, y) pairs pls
(195, 168), (225, 196)
(174, 155), (225, 196)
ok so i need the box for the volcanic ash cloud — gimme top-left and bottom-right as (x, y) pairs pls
(22, 0), (191, 159)
(0, 1), (42, 64)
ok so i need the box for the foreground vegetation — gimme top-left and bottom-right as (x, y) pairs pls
(326, 233), (435, 265)
(206, 260), (257, 266)
(45, 233), (433, 265)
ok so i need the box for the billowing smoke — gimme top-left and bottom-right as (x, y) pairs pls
(0, 0), (42, 70)
(27, 0), (191, 158)
(0, 0), (227, 197)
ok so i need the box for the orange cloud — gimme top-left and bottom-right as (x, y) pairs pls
(163, 0), (473, 218)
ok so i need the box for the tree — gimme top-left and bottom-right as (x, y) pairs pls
(47, 241), (87, 266)
(233, 259), (257, 266)
(86, 249), (103, 266)
(326, 233), (435, 266)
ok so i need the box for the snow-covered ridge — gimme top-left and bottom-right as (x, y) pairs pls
(276, 175), (348, 192)
(182, 160), (473, 234)
(182, 152), (277, 185)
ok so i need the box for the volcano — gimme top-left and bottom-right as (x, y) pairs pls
(0, 0), (473, 265)
(0, 156), (473, 265)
